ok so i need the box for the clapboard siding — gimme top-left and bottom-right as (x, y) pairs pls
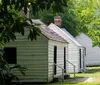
(62, 38), (81, 73)
(48, 40), (68, 81)
(5, 23), (69, 82)
(48, 24), (86, 73)
(5, 33), (48, 82)
(76, 33), (100, 66)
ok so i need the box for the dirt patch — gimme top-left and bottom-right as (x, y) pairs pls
(94, 78), (100, 82)
(68, 77), (94, 83)
(83, 78), (94, 82)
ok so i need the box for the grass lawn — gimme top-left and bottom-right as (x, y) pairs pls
(49, 66), (100, 85)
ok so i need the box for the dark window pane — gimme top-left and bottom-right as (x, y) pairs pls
(64, 47), (66, 72)
(3, 47), (16, 64)
(54, 46), (57, 75)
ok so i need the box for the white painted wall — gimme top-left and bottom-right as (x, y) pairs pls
(76, 33), (100, 66)
(48, 24), (85, 73)
(5, 28), (68, 82)
(67, 40), (80, 73)
(48, 40), (68, 82)
(5, 33), (49, 82)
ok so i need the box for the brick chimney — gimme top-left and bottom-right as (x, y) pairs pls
(54, 16), (62, 27)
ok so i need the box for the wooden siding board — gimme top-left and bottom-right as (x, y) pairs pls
(48, 24), (85, 73)
(67, 46), (80, 73)
(48, 40), (68, 81)
(75, 33), (100, 66)
(5, 34), (48, 82)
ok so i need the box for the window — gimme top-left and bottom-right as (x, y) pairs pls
(3, 47), (17, 64)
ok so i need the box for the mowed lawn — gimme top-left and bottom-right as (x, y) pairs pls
(50, 67), (100, 85)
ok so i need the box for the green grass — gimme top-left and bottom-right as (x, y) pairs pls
(75, 67), (100, 78)
(49, 67), (100, 85)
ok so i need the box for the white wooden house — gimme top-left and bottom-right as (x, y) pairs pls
(4, 20), (68, 83)
(48, 23), (86, 73)
(76, 33), (100, 66)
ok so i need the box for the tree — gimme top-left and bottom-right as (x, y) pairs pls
(38, 0), (100, 46)
(38, 7), (82, 37)
(88, 29), (100, 47)
(60, 7), (81, 37)
(0, 0), (68, 84)
(62, 0), (99, 36)
(87, 4), (100, 47)
(37, 0), (98, 36)
(37, 9), (55, 25)
(65, 0), (100, 46)
(0, 0), (68, 46)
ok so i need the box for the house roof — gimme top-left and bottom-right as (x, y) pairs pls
(32, 19), (45, 25)
(61, 29), (83, 47)
(48, 23), (83, 47)
(32, 20), (68, 43)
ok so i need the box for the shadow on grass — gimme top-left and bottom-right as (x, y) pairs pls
(11, 77), (91, 85)
(12, 82), (65, 85)
(64, 77), (90, 84)
(85, 67), (100, 74)
(12, 82), (49, 85)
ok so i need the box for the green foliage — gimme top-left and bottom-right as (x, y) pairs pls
(68, 0), (100, 47)
(69, 0), (97, 33)
(0, 0), (68, 85)
(38, 10), (55, 25)
(33, 0), (100, 46)
(62, 0), (100, 46)
(60, 7), (81, 37)
(37, 0), (98, 37)
(0, 0), (41, 46)
(88, 29), (100, 47)
(30, 0), (69, 14)
(0, 0), (68, 45)
(37, 0), (92, 37)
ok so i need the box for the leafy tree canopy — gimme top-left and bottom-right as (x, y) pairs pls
(0, 0), (68, 84)
(0, 0), (68, 47)
(37, 0), (100, 46)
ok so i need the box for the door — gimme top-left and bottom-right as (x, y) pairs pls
(79, 49), (82, 70)
(64, 47), (66, 72)
(54, 46), (57, 75)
